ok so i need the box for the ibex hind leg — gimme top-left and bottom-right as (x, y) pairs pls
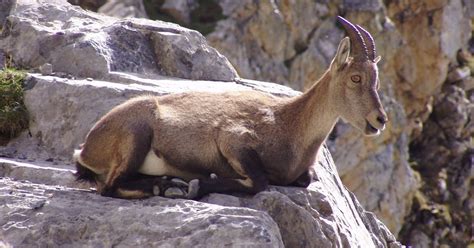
(110, 177), (157, 199)
(290, 169), (313, 188)
(99, 124), (153, 199)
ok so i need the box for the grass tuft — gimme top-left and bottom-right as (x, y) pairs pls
(0, 67), (28, 143)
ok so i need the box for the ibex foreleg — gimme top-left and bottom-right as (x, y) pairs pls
(191, 147), (268, 198)
(105, 175), (191, 199)
(290, 169), (313, 188)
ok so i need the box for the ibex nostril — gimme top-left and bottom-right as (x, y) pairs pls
(377, 116), (387, 125)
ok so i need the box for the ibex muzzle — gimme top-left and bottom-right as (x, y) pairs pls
(335, 16), (388, 136)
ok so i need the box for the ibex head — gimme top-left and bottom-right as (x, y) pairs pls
(329, 16), (387, 136)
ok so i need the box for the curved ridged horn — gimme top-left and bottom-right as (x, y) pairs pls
(337, 16), (368, 62)
(356, 24), (376, 61)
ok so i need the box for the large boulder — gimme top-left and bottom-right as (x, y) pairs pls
(0, 0), (237, 82)
(0, 1), (401, 247)
(0, 176), (284, 247)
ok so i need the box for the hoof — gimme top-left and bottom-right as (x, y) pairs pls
(186, 179), (200, 199)
(164, 187), (187, 198)
(171, 178), (189, 187)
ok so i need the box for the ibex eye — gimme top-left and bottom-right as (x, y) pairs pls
(351, 75), (361, 83)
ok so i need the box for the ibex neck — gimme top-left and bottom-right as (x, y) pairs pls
(283, 71), (338, 150)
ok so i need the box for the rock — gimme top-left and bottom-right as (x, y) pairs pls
(68, 0), (106, 11)
(0, 177), (284, 247)
(405, 83), (474, 247)
(206, 0), (334, 88)
(0, 149), (400, 247)
(39, 63), (53, 75)
(341, 0), (384, 12)
(327, 93), (417, 234)
(289, 19), (344, 90)
(456, 77), (474, 91)
(160, 0), (197, 24)
(149, 28), (236, 81)
(0, 0), (14, 24)
(447, 66), (471, 83)
(98, 0), (148, 19)
(0, 158), (91, 189)
(0, 49), (6, 70)
(433, 85), (470, 139)
(387, 0), (471, 120)
(465, 0), (474, 18)
(0, 0), (238, 82)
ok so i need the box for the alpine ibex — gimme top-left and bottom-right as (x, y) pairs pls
(73, 16), (387, 199)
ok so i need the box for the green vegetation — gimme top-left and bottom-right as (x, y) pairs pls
(0, 67), (28, 144)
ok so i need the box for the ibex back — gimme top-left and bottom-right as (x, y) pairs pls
(74, 16), (387, 199)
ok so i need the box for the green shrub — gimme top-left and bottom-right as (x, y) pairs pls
(0, 68), (28, 141)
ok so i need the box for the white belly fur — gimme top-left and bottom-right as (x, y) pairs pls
(138, 150), (171, 176)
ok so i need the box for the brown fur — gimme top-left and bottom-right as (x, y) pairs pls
(74, 35), (387, 199)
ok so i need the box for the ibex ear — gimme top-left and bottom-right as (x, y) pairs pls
(334, 37), (350, 69)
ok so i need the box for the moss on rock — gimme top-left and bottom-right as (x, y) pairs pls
(0, 68), (28, 144)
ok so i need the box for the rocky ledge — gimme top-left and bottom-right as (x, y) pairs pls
(0, 148), (399, 247)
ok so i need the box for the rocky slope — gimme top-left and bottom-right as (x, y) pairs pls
(0, 0), (401, 247)
(399, 55), (474, 247)
(84, 0), (474, 246)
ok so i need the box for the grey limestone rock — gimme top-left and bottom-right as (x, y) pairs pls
(98, 0), (148, 19)
(0, 176), (283, 248)
(160, 0), (197, 24)
(0, 0), (237, 82)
